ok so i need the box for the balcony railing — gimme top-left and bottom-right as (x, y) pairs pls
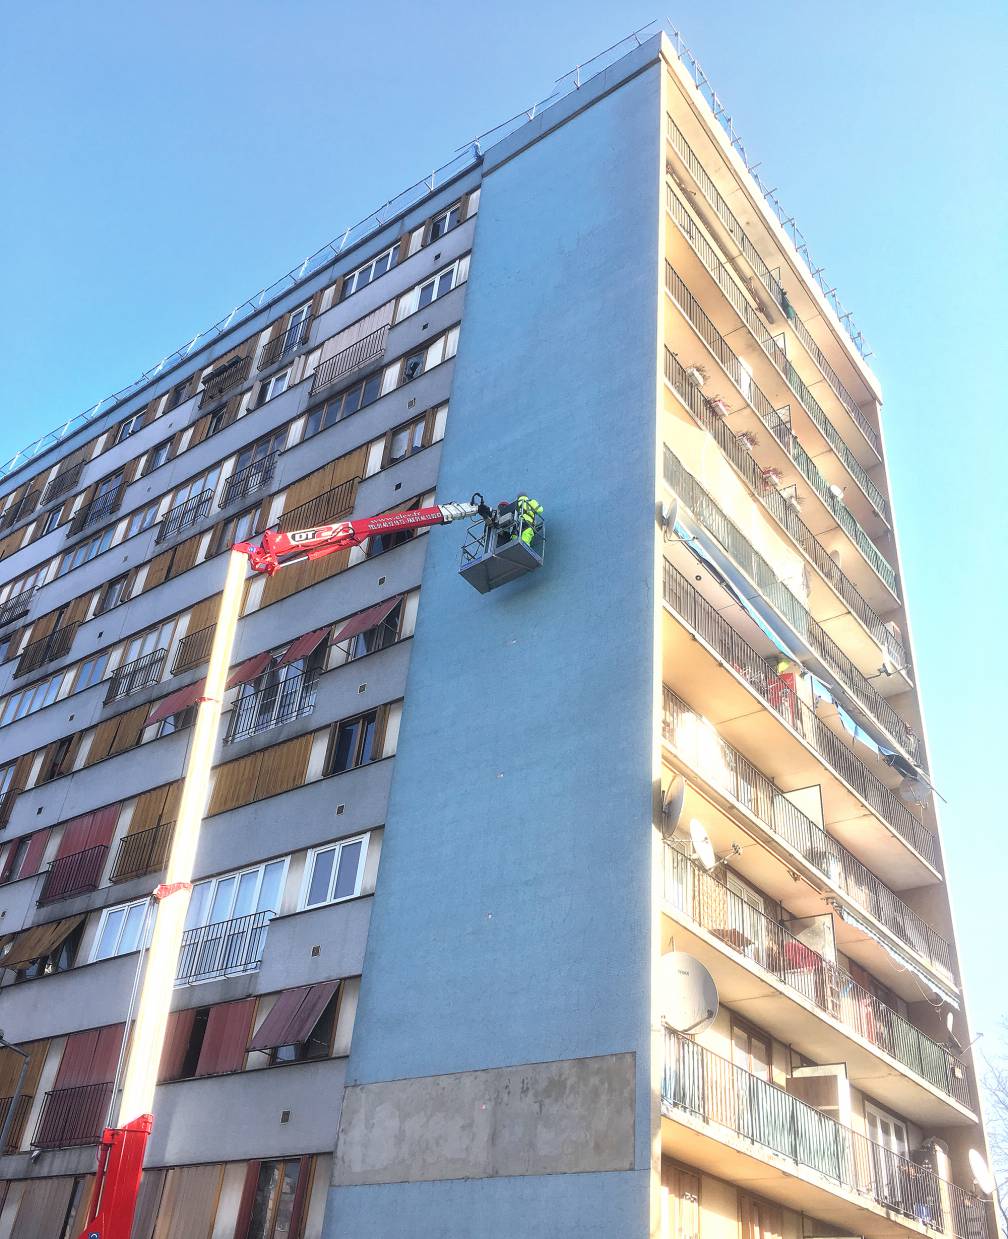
(0, 1093), (33, 1152)
(226, 669), (319, 744)
(13, 622), (78, 679)
(176, 909), (273, 983)
(199, 355), (251, 408)
(666, 195), (889, 522)
(664, 349), (905, 665)
(218, 453), (278, 509)
(311, 323), (389, 395)
(33, 1080), (112, 1149)
(278, 477), (358, 533)
(41, 459), (86, 508)
(664, 844), (967, 1106)
(105, 647), (167, 702)
(662, 687), (952, 977)
(38, 843), (108, 904)
(662, 560), (937, 868)
(68, 483), (124, 536)
(111, 821), (174, 883)
(173, 623), (215, 674)
(155, 488), (213, 543)
(666, 116), (880, 456)
(665, 449), (919, 763)
(258, 316), (313, 370)
(0, 590), (34, 630)
(0, 489), (41, 532)
(663, 1031), (986, 1239)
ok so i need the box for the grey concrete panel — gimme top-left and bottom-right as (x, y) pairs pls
(256, 900), (372, 994)
(0, 870), (44, 937)
(0, 950), (141, 1043)
(0, 1144), (96, 1184)
(383, 283), (467, 362)
(332, 1052), (635, 1186)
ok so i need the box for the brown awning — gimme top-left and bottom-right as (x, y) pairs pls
(275, 626), (331, 668)
(146, 681), (206, 726)
(333, 596), (402, 644)
(225, 651), (272, 690)
(248, 981), (340, 1052)
(0, 915), (85, 971)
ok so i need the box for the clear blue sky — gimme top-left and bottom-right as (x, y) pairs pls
(1, 3), (1006, 1047)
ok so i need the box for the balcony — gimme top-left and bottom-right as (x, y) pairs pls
(111, 821), (174, 883)
(13, 622), (78, 679)
(278, 477), (358, 532)
(199, 354), (252, 409)
(218, 452), (278, 509)
(664, 349), (905, 665)
(666, 192), (888, 523)
(155, 488), (213, 543)
(173, 623), (215, 674)
(664, 449), (919, 763)
(225, 669), (319, 744)
(0, 1093), (33, 1152)
(68, 483), (124, 536)
(0, 590), (34, 630)
(176, 909), (273, 984)
(662, 687), (953, 980)
(665, 116), (880, 458)
(662, 560), (937, 872)
(663, 844), (969, 1116)
(258, 315), (313, 370)
(32, 1080), (112, 1149)
(311, 323), (389, 395)
(105, 647), (167, 702)
(41, 458), (85, 507)
(663, 1032), (987, 1239)
(38, 844), (108, 905)
(0, 488), (41, 533)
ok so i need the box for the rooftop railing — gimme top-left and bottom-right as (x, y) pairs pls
(258, 316), (313, 370)
(155, 488), (213, 543)
(110, 821), (174, 883)
(176, 909), (273, 983)
(663, 1032), (985, 1239)
(311, 324), (389, 395)
(664, 449), (919, 763)
(38, 843), (108, 905)
(32, 1080), (112, 1149)
(662, 560), (937, 867)
(105, 647), (167, 703)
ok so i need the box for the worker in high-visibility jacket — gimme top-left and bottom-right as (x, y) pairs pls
(516, 495), (543, 547)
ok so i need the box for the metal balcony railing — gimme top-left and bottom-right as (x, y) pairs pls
(258, 316), (313, 370)
(177, 909), (273, 983)
(666, 195), (889, 523)
(33, 1080), (112, 1149)
(111, 821), (174, 883)
(41, 459), (85, 507)
(311, 324), (389, 395)
(199, 355), (251, 408)
(0, 1093), (33, 1152)
(665, 268), (898, 597)
(13, 622), (79, 679)
(663, 1031), (986, 1239)
(666, 117), (880, 456)
(664, 350), (906, 665)
(155, 488), (213, 543)
(662, 687), (952, 977)
(278, 477), (358, 533)
(105, 647), (167, 702)
(68, 483), (124, 536)
(0, 590), (34, 630)
(226, 669), (319, 744)
(218, 453), (278, 509)
(38, 843), (108, 904)
(173, 623), (215, 674)
(0, 489), (41, 532)
(662, 561), (937, 868)
(664, 844), (966, 1106)
(665, 450), (919, 763)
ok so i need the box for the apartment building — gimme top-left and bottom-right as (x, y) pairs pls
(0, 23), (993, 1239)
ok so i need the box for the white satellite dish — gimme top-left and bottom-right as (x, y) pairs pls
(661, 951), (719, 1035)
(969, 1149), (996, 1197)
(689, 818), (717, 872)
(662, 774), (686, 829)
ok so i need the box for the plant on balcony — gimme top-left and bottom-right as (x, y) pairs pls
(707, 396), (731, 417)
(738, 430), (759, 451)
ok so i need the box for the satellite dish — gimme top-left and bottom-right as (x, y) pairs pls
(898, 776), (930, 805)
(660, 497), (680, 534)
(662, 774), (686, 829)
(689, 818), (717, 872)
(969, 1149), (996, 1197)
(661, 951), (719, 1035)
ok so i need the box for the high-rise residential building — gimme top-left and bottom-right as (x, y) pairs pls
(0, 22), (993, 1239)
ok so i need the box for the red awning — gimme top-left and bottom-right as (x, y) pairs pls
(332, 596), (402, 644)
(146, 681), (207, 726)
(225, 651), (273, 690)
(248, 981), (340, 1052)
(275, 626), (331, 669)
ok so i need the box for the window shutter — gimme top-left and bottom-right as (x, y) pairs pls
(55, 1023), (124, 1087)
(130, 1168), (167, 1239)
(232, 1161), (261, 1239)
(11, 1177), (76, 1239)
(0, 1036), (48, 1097)
(166, 533), (202, 579)
(255, 733), (313, 800)
(158, 1008), (196, 1082)
(186, 595), (220, 636)
(151, 1163), (224, 1239)
(86, 716), (121, 765)
(128, 782), (181, 835)
(287, 1156), (314, 1239)
(18, 828), (51, 878)
(107, 704), (151, 757)
(55, 812), (98, 858)
(195, 998), (256, 1076)
(370, 703), (390, 761)
(207, 750), (264, 816)
(142, 549), (173, 593)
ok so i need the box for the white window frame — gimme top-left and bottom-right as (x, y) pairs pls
(300, 834), (369, 910)
(394, 257), (468, 323)
(429, 202), (462, 242)
(261, 368), (290, 404)
(0, 668), (66, 728)
(115, 413), (143, 444)
(186, 858), (290, 932)
(90, 898), (152, 962)
(341, 242), (400, 300)
(73, 650), (110, 693)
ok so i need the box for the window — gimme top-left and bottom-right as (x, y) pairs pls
(0, 668), (65, 728)
(115, 414), (143, 443)
(126, 502), (160, 539)
(92, 898), (150, 961)
(240, 1158), (314, 1239)
(303, 371), (383, 440)
(40, 508), (63, 536)
(3, 835), (31, 881)
(366, 502), (420, 558)
(401, 349), (425, 383)
(119, 618), (176, 669)
(186, 860), (287, 932)
(325, 710), (380, 775)
(208, 504), (262, 559)
(157, 703), (197, 738)
(3, 562), (48, 600)
(346, 599), (402, 661)
(57, 523), (115, 576)
(385, 417), (427, 466)
(17, 920), (83, 980)
(96, 572), (130, 615)
(259, 369), (290, 406)
(429, 202), (462, 241)
(39, 735), (78, 783)
(94, 471), (124, 500)
(395, 257), (468, 322)
(144, 438), (173, 475)
(229, 642), (324, 742)
(303, 835), (367, 908)
(167, 378), (191, 411)
(340, 242), (400, 300)
(730, 1017), (772, 1081)
(72, 651), (110, 693)
(169, 466), (221, 511)
(235, 430), (287, 474)
(383, 326), (460, 394)
(206, 405), (231, 437)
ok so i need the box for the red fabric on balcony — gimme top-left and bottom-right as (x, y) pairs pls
(332, 596), (402, 644)
(782, 939), (819, 971)
(145, 680), (207, 726)
(275, 626), (331, 669)
(55, 1024), (125, 1088)
(54, 805), (120, 858)
(247, 981), (340, 1051)
(224, 651), (272, 690)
